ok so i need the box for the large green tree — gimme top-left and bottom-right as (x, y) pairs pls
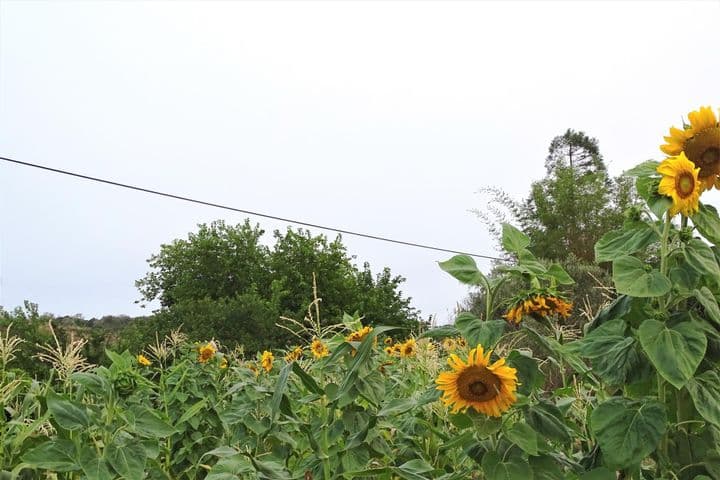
(520, 129), (634, 262)
(132, 220), (420, 350)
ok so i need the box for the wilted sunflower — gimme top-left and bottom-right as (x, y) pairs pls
(284, 346), (303, 362)
(261, 350), (274, 372)
(400, 339), (417, 358)
(198, 342), (217, 363)
(658, 152), (701, 217)
(660, 106), (720, 190)
(310, 338), (329, 359)
(503, 295), (572, 324)
(436, 344), (517, 417)
(137, 354), (151, 367)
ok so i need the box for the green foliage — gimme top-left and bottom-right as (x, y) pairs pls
(132, 220), (420, 351)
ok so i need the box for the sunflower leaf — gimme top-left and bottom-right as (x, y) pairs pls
(638, 319), (707, 389)
(594, 224), (659, 263)
(438, 255), (485, 285)
(692, 203), (720, 245)
(624, 160), (660, 178)
(501, 223), (530, 255)
(590, 397), (667, 469)
(454, 314), (506, 349)
(612, 256), (671, 297)
(577, 319), (639, 385)
(686, 370), (720, 427)
(683, 239), (720, 280)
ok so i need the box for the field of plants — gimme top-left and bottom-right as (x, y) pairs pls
(1, 106), (720, 479)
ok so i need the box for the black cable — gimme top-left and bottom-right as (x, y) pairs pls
(0, 155), (504, 261)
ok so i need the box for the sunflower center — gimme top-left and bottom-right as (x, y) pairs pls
(675, 172), (696, 198)
(456, 365), (501, 402)
(685, 127), (720, 179)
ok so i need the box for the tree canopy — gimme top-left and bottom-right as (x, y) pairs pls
(133, 220), (420, 350)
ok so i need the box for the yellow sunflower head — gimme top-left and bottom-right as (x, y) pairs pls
(436, 344), (518, 417)
(310, 338), (330, 359)
(660, 106), (720, 191)
(261, 350), (274, 372)
(657, 152), (702, 217)
(442, 337), (457, 352)
(219, 356), (228, 369)
(400, 339), (417, 358)
(384, 337), (394, 346)
(198, 342), (217, 363)
(284, 346), (303, 362)
(346, 325), (373, 343)
(137, 354), (152, 367)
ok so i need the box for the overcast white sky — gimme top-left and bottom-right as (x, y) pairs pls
(1, 0), (718, 323)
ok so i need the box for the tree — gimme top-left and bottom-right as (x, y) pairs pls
(132, 220), (420, 350)
(520, 129), (636, 262)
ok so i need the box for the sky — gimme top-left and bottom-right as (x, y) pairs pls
(1, 0), (718, 324)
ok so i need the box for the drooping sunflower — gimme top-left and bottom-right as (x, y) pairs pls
(660, 106), (720, 190)
(657, 152), (701, 217)
(310, 338), (330, 359)
(198, 342), (217, 363)
(137, 354), (152, 367)
(261, 350), (274, 372)
(503, 294), (573, 324)
(346, 325), (373, 343)
(436, 344), (517, 417)
(284, 346), (303, 362)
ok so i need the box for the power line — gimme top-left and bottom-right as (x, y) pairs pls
(0, 155), (504, 261)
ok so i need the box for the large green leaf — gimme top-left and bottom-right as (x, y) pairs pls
(687, 370), (720, 427)
(504, 422), (540, 456)
(106, 441), (146, 480)
(270, 362), (292, 422)
(694, 287), (720, 327)
(502, 223), (531, 254)
(454, 313), (506, 349)
(590, 397), (667, 469)
(420, 324), (460, 340)
(439, 255), (484, 285)
(529, 455), (564, 480)
(612, 255), (671, 297)
(291, 361), (324, 395)
(21, 439), (79, 472)
(128, 406), (176, 438)
(638, 319), (707, 389)
(684, 239), (720, 279)
(624, 160), (660, 178)
(78, 446), (113, 480)
(481, 451), (533, 480)
(692, 203), (720, 245)
(595, 224), (659, 263)
(506, 350), (544, 396)
(523, 401), (572, 444)
(46, 390), (90, 431)
(578, 319), (639, 385)
(546, 264), (575, 285)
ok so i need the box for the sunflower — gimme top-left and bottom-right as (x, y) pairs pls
(346, 325), (373, 343)
(503, 294), (573, 324)
(219, 357), (228, 369)
(436, 344), (517, 417)
(261, 350), (274, 372)
(137, 354), (151, 367)
(442, 338), (457, 352)
(284, 346), (303, 362)
(657, 152), (701, 217)
(198, 342), (217, 363)
(400, 339), (417, 358)
(661, 106), (720, 190)
(310, 338), (330, 359)
(384, 337), (394, 346)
